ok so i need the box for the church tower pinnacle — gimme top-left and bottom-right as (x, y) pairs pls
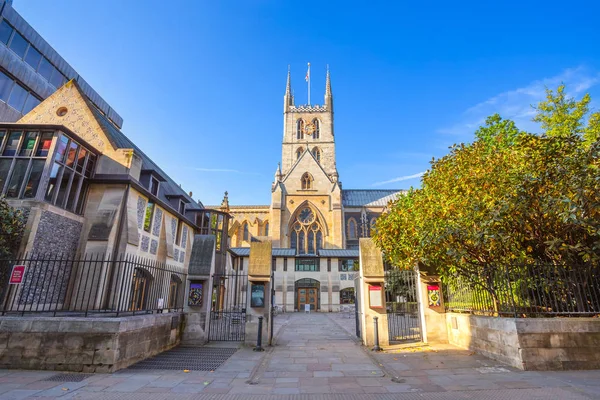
(284, 65), (294, 112)
(325, 66), (333, 111)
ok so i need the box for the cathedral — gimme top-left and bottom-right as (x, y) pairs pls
(208, 67), (403, 312)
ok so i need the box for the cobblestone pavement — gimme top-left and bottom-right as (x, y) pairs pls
(0, 312), (599, 399)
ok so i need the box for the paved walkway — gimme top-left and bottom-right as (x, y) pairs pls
(0, 313), (599, 398)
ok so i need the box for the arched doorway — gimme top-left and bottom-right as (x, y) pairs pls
(295, 278), (320, 311)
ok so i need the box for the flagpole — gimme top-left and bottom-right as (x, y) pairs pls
(307, 62), (311, 105)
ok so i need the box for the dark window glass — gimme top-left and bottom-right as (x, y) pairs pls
(149, 176), (159, 196)
(38, 57), (53, 81)
(49, 69), (65, 88)
(76, 180), (89, 215)
(44, 163), (61, 202)
(66, 174), (81, 211)
(76, 147), (87, 173)
(144, 201), (154, 232)
(175, 221), (183, 246)
(3, 131), (21, 156)
(23, 159), (45, 198)
(298, 231), (305, 255)
(54, 135), (68, 162)
(308, 231), (314, 254)
(85, 153), (96, 177)
(9, 31), (28, 58)
(6, 158), (28, 198)
(295, 259), (318, 272)
(265, 222), (269, 236)
(66, 141), (78, 168)
(18, 131), (37, 157)
(55, 168), (72, 207)
(22, 94), (40, 114)
(24, 46), (41, 70)
(35, 132), (53, 157)
(179, 200), (185, 215)
(283, 258), (287, 272)
(0, 131), (5, 149)
(0, 158), (12, 192)
(0, 20), (13, 44)
(7, 84), (27, 112)
(0, 71), (12, 102)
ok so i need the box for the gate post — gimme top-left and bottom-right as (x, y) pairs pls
(245, 241), (272, 347)
(357, 238), (389, 348)
(418, 268), (448, 344)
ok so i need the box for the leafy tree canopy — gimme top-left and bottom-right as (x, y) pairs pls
(373, 85), (600, 284)
(0, 196), (25, 258)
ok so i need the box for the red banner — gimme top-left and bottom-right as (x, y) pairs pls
(9, 265), (25, 284)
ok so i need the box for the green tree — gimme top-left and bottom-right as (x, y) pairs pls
(0, 196), (25, 258)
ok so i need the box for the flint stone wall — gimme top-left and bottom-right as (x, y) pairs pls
(446, 313), (600, 370)
(0, 313), (182, 373)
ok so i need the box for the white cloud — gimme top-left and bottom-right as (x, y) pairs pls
(438, 66), (600, 137)
(373, 172), (425, 187)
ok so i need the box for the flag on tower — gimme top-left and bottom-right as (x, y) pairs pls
(305, 63), (310, 82)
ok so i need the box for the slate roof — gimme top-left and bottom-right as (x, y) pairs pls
(229, 248), (296, 257)
(318, 249), (359, 257)
(341, 190), (404, 207)
(88, 104), (203, 212)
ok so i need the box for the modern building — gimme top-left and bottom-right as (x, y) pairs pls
(208, 68), (403, 312)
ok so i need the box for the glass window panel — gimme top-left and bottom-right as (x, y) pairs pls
(66, 174), (81, 211)
(35, 132), (53, 157)
(144, 202), (155, 232)
(150, 176), (159, 196)
(54, 135), (68, 162)
(0, 131), (5, 149)
(23, 159), (45, 199)
(49, 68), (64, 88)
(55, 168), (72, 207)
(298, 231), (305, 255)
(75, 147), (87, 173)
(24, 46), (41, 70)
(5, 159), (28, 198)
(0, 158), (12, 193)
(66, 141), (78, 168)
(9, 31), (28, 58)
(3, 131), (21, 156)
(85, 153), (96, 177)
(44, 163), (61, 202)
(7, 84), (27, 112)
(38, 57), (53, 81)
(22, 94), (40, 114)
(18, 131), (37, 157)
(76, 180), (88, 215)
(176, 221), (183, 246)
(308, 231), (314, 254)
(0, 20), (13, 44)
(0, 71), (12, 102)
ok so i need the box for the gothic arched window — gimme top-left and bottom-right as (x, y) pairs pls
(242, 222), (249, 241)
(348, 218), (357, 239)
(290, 205), (324, 255)
(296, 147), (303, 160)
(313, 119), (320, 139)
(301, 172), (312, 190)
(296, 119), (304, 139)
(264, 222), (269, 237)
(312, 147), (321, 163)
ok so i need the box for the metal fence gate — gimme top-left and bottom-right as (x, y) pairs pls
(208, 272), (247, 341)
(385, 269), (422, 343)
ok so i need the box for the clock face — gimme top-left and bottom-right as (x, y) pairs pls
(298, 207), (314, 224)
(304, 123), (315, 135)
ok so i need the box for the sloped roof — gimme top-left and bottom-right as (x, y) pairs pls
(318, 249), (359, 257)
(88, 101), (203, 211)
(342, 190), (404, 207)
(229, 248), (298, 257)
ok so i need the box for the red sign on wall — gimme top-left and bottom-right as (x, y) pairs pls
(9, 265), (26, 284)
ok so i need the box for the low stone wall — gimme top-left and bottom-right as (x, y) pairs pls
(0, 313), (182, 372)
(446, 313), (600, 370)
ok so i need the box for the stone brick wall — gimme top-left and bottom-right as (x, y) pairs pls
(32, 210), (83, 256)
(0, 313), (182, 372)
(446, 313), (600, 370)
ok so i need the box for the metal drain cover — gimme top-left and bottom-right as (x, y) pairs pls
(127, 347), (238, 371)
(43, 373), (94, 382)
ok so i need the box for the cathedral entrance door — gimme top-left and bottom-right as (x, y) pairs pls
(297, 287), (318, 311)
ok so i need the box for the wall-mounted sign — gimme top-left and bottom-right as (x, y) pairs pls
(251, 283), (265, 308)
(428, 285), (441, 307)
(368, 285), (383, 308)
(9, 265), (25, 284)
(157, 298), (164, 309)
(188, 282), (203, 306)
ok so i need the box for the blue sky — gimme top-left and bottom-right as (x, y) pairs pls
(15, 0), (600, 205)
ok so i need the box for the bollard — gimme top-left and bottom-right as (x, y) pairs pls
(254, 316), (265, 352)
(372, 316), (382, 351)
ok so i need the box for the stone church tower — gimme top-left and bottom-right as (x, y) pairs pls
(270, 68), (344, 250)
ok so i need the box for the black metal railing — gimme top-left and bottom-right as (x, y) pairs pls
(0, 253), (186, 317)
(444, 262), (600, 317)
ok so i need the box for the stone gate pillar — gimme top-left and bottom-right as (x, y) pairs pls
(245, 241), (272, 347)
(358, 238), (390, 347)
